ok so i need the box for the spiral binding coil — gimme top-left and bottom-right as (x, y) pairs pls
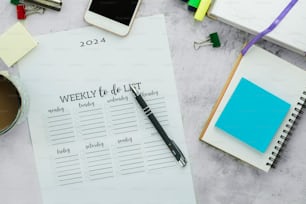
(266, 91), (306, 168)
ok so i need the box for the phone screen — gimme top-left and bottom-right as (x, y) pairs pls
(89, 0), (138, 26)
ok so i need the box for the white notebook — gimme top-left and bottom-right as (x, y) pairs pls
(208, 0), (306, 56)
(18, 15), (196, 204)
(200, 46), (306, 172)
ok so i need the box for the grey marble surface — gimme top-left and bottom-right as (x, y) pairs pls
(1, 0), (306, 204)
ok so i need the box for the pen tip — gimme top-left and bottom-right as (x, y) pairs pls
(129, 84), (139, 96)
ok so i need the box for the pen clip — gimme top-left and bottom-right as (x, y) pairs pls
(171, 140), (187, 167)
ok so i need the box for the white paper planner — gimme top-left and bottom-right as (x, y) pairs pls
(18, 15), (196, 204)
(208, 0), (306, 56)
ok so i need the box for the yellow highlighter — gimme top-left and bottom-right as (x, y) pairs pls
(194, 0), (211, 21)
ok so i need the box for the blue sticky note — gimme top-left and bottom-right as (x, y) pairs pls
(215, 78), (290, 153)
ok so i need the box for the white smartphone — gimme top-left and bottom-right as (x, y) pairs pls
(84, 0), (142, 36)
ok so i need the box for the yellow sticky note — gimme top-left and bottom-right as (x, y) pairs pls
(194, 0), (212, 21)
(0, 22), (37, 67)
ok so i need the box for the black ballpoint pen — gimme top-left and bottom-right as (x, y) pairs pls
(130, 85), (187, 167)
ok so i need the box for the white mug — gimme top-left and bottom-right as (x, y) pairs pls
(0, 74), (28, 135)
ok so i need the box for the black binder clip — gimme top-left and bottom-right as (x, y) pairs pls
(11, 0), (62, 12)
(24, 0), (62, 11)
(193, 32), (221, 50)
